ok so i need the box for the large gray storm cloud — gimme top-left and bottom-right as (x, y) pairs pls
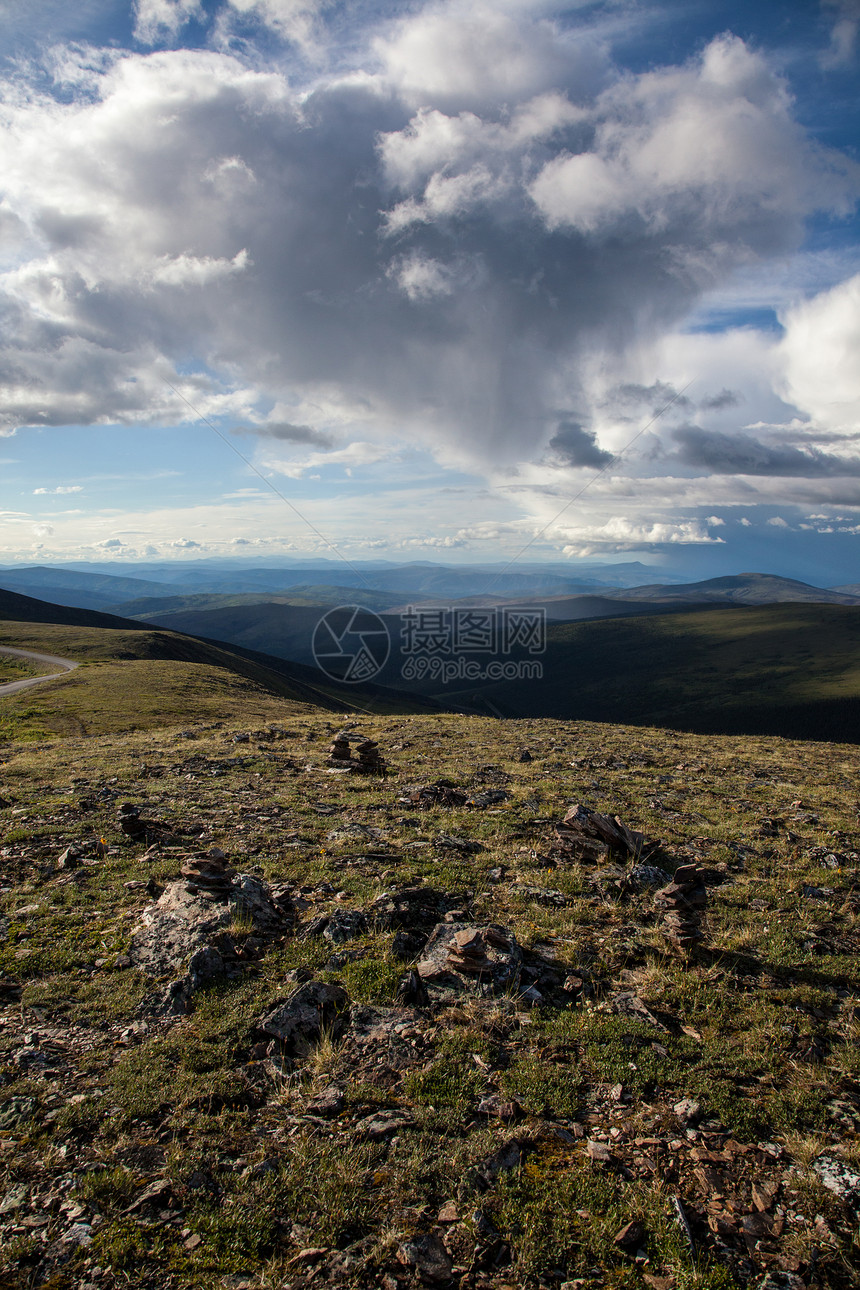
(0, 0), (857, 487)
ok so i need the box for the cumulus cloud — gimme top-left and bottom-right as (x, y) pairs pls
(777, 272), (860, 431)
(0, 4), (857, 557)
(33, 484), (83, 494)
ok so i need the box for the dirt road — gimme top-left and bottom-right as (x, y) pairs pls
(0, 647), (78, 696)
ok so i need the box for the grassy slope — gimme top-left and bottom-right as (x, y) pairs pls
(1, 708), (860, 1288)
(0, 622), (383, 738)
(435, 603), (860, 741)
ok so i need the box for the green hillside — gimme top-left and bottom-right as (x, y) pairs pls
(431, 603), (860, 740)
(0, 616), (444, 741)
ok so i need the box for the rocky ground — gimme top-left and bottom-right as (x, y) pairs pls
(1, 713), (860, 1289)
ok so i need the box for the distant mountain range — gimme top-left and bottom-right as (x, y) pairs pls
(3, 577), (860, 741)
(596, 571), (860, 606)
(0, 559), (679, 611)
(0, 585), (445, 718)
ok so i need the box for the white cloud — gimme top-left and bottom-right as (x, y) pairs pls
(263, 440), (391, 478)
(820, 0), (860, 68)
(0, 7), (856, 559)
(777, 272), (860, 432)
(221, 0), (327, 50)
(388, 253), (456, 301)
(134, 0), (203, 43)
(529, 35), (858, 244)
(33, 484), (83, 495)
(375, 0), (608, 112)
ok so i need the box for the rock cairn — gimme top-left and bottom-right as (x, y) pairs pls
(447, 927), (495, 974)
(416, 922), (521, 997)
(355, 738), (385, 773)
(181, 853), (235, 898)
(327, 733), (385, 773)
(328, 732), (353, 766)
(655, 863), (707, 950)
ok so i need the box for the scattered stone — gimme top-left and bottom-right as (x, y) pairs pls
(813, 1153), (860, 1209)
(397, 1232), (453, 1282)
(403, 782), (468, 809)
(255, 980), (350, 1059)
(323, 909), (367, 944)
(57, 846), (83, 869)
(356, 1109), (414, 1140)
(627, 864), (671, 890)
(608, 992), (670, 1031)
(306, 1085), (344, 1115)
(435, 833), (484, 853)
(555, 804), (647, 863)
(369, 886), (465, 935)
(671, 1195), (696, 1258)
(125, 1178), (173, 1214)
(396, 968), (430, 1007)
(516, 885), (568, 907)
(655, 864), (708, 950)
(467, 789), (510, 809)
(477, 1094), (518, 1121)
(416, 923), (521, 997)
(613, 1220), (645, 1249)
(470, 1139), (525, 1190)
(118, 803), (180, 846)
(187, 946), (228, 989)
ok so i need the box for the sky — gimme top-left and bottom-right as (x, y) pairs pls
(0, 0), (858, 582)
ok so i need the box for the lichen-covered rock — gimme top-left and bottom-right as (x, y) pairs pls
(129, 872), (293, 978)
(323, 909), (367, 944)
(255, 980), (350, 1058)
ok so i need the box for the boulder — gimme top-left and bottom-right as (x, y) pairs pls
(130, 872), (294, 978)
(255, 980), (350, 1059)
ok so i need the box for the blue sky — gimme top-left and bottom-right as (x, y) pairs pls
(0, 0), (858, 582)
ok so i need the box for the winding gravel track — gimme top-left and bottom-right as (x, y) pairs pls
(0, 647), (79, 696)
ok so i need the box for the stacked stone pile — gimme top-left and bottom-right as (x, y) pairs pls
(654, 863), (707, 949)
(328, 733), (353, 766)
(181, 854), (235, 898)
(355, 738), (385, 773)
(416, 921), (521, 996)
